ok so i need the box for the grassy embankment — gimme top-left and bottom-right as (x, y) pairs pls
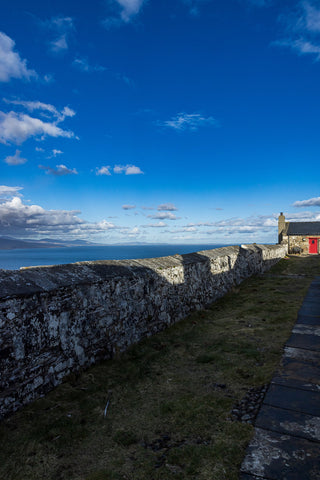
(1, 255), (319, 480)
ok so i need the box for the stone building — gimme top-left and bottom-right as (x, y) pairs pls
(278, 212), (320, 254)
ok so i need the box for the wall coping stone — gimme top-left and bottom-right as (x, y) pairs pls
(0, 244), (278, 299)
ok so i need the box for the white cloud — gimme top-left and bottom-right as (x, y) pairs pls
(180, 214), (280, 239)
(117, 0), (146, 21)
(60, 106), (76, 119)
(114, 165), (126, 174)
(0, 192), (124, 238)
(0, 32), (38, 82)
(96, 166), (112, 176)
(114, 72), (133, 86)
(35, 146), (45, 152)
(169, 235), (195, 241)
(300, 1), (320, 33)
(0, 195), (79, 231)
(4, 149), (27, 165)
(114, 164), (126, 174)
(51, 35), (68, 52)
(293, 196), (320, 207)
(73, 57), (106, 73)
(181, 0), (211, 16)
(3, 99), (76, 121)
(148, 212), (179, 220)
(276, 2), (320, 61)
(284, 211), (320, 221)
(126, 165), (144, 175)
(0, 111), (76, 145)
(171, 226), (198, 233)
(142, 221), (167, 228)
(114, 164), (144, 175)
(0, 100), (76, 145)
(0, 185), (23, 197)
(158, 203), (178, 211)
(159, 112), (219, 131)
(182, 0), (270, 16)
(127, 226), (141, 237)
(41, 16), (75, 53)
(276, 38), (320, 60)
(186, 222), (216, 227)
(52, 149), (63, 157)
(4, 98), (56, 114)
(39, 164), (78, 176)
(103, 0), (146, 27)
(43, 73), (54, 83)
(95, 219), (118, 230)
(122, 204), (136, 210)
(182, 226), (197, 232)
(263, 218), (277, 226)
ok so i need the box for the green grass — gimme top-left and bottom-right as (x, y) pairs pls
(268, 253), (320, 276)
(0, 255), (319, 480)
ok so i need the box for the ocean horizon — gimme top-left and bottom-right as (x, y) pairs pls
(0, 243), (231, 271)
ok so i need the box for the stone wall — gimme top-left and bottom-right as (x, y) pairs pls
(0, 243), (287, 419)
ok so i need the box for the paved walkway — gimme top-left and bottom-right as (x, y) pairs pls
(240, 276), (320, 480)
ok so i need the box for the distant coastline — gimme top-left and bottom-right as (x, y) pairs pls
(0, 243), (229, 270)
(0, 236), (206, 251)
(0, 236), (103, 250)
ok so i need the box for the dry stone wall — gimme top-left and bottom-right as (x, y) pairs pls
(0, 244), (287, 419)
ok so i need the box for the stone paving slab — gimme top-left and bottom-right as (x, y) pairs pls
(301, 291), (320, 298)
(255, 405), (320, 442)
(272, 358), (320, 392)
(264, 384), (320, 416)
(298, 303), (319, 317)
(292, 325), (320, 335)
(300, 292), (320, 298)
(299, 304), (320, 315)
(286, 331), (320, 351)
(297, 313), (320, 325)
(300, 300), (320, 308)
(240, 428), (320, 480)
(304, 291), (320, 297)
(286, 324), (320, 350)
(303, 296), (320, 304)
(302, 295), (320, 300)
(304, 290), (320, 298)
(283, 346), (320, 363)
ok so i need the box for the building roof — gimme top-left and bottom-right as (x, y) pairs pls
(287, 222), (320, 236)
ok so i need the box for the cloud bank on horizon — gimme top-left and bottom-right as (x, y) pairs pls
(1, 0), (320, 245)
(1, 185), (319, 243)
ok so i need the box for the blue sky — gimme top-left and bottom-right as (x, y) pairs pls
(1, 0), (320, 245)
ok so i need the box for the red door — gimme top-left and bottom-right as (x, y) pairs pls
(309, 238), (318, 254)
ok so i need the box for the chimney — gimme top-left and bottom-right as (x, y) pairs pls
(278, 212), (286, 243)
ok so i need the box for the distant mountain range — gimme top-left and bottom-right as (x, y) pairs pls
(0, 236), (101, 250)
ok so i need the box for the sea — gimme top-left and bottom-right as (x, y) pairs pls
(0, 244), (230, 271)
